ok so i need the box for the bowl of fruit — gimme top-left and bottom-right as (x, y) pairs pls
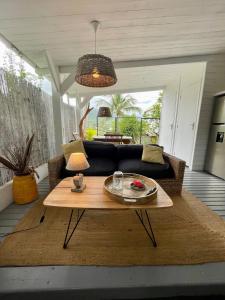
(130, 179), (146, 191)
(104, 173), (158, 205)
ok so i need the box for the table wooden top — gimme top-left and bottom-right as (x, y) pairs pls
(43, 177), (173, 210)
(93, 135), (132, 140)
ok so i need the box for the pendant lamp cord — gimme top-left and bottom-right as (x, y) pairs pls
(91, 20), (99, 54)
(94, 27), (97, 54)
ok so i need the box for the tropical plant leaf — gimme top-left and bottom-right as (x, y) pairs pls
(0, 156), (18, 171)
(27, 167), (39, 179)
(5, 148), (19, 165)
(21, 134), (34, 171)
(0, 134), (35, 175)
(96, 98), (111, 107)
(96, 94), (142, 117)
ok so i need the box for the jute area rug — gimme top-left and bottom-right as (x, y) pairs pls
(1, 189), (225, 266)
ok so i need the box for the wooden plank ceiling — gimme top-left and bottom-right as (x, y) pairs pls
(0, 0), (225, 69)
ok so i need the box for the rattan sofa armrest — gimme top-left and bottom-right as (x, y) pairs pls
(163, 152), (186, 181)
(48, 155), (65, 189)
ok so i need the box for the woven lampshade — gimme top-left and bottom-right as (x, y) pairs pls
(75, 54), (117, 88)
(97, 107), (112, 117)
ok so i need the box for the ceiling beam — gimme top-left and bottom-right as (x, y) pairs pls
(76, 85), (165, 98)
(45, 50), (61, 93)
(37, 53), (212, 78)
(38, 54), (211, 75)
(36, 53), (212, 95)
(60, 66), (77, 96)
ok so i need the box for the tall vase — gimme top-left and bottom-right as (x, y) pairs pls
(12, 174), (38, 204)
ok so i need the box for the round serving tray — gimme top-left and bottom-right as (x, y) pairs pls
(104, 173), (158, 205)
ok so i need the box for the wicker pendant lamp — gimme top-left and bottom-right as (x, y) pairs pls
(75, 20), (117, 88)
(97, 107), (112, 117)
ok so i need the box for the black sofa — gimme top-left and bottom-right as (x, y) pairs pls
(48, 141), (186, 195)
(62, 141), (173, 179)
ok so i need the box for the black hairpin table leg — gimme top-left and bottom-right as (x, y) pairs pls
(63, 208), (85, 249)
(135, 209), (157, 247)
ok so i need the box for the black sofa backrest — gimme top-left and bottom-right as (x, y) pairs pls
(116, 144), (143, 159)
(83, 141), (162, 161)
(83, 141), (117, 159)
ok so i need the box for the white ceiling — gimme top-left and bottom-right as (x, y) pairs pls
(0, 0), (225, 69)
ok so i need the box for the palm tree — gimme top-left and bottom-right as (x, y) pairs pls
(143, 91), (163, 118)
(97, 94), (142, 117)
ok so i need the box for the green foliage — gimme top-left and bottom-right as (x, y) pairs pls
(93, 91), (163, 144)
(142, 119), (160, 140)
(144, 102), (161, 118)
(18, 62), (27, 80)
(2, 50), (42, 89)
(85, 128), (97, 141)
(144, 91), (163, 119)
(97, 94), (142, 117)
(142, 91), (163, 142)
(118, 116), (141, 142)
(97, 118), (115, 135)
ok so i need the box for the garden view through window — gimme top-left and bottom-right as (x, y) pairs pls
(85, 90), (163, 144)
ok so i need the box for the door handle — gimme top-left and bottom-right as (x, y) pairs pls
(191, 123), (195, 130)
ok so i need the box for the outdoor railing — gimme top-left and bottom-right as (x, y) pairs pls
(94, 116), (160, 144)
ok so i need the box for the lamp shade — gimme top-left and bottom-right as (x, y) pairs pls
(75, 54), (117, 87)
(97, 107), (112, 117)
(66, 153), (90, 171)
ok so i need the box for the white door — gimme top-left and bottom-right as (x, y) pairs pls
(173, 81), (201, 166)
(159, 80), (179, 153)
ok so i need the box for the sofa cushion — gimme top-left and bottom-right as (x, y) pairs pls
(142, 144), (164, 164)
(62, 140), (87, 162)
(83, 141), (117, 159)
(61, 157), (117, 178)
(118, 159), (174, 179)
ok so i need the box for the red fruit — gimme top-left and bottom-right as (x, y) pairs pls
(133, 180), (140, 185)
(132, 180), (144, 188)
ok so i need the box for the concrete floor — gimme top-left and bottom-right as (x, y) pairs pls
(0, 170), (225, 299)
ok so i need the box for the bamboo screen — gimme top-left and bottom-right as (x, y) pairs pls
(0, 68), (55, 185)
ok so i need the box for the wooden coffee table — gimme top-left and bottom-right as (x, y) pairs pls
(43, 177), (173, 249)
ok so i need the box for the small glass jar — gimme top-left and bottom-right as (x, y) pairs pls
(113, 171), (124, 190)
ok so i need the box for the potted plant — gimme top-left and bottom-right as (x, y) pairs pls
(0, 134), (39, 204)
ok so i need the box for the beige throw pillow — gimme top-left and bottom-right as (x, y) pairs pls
(142, 145), (164, 164)
(62, 140), (87, 163)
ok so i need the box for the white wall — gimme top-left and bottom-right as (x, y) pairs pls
(192, 54), (225, 170)
(159, 78), (180, 153)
